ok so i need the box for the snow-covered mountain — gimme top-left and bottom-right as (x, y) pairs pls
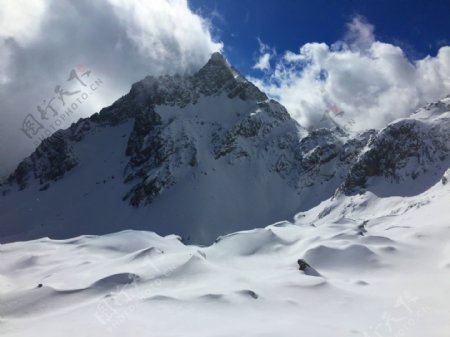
(1, 54), (450, 337)
(1, 141), (449, 337)
(1, 53), (450, 246)
(0, 53), (358, 243)
(341, 98), (450, 197)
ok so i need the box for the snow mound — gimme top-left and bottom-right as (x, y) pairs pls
(90, 273), (140, 288)
(213, 228), (290, 256)
(1, 178), (450, 336)
(303, 244), (378, 270)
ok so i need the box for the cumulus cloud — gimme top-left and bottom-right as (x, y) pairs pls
(0, 0), (222, 175)
(252, 16), (450, 131)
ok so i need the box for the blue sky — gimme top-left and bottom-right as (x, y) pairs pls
(186, 0), (450, 132)
(0, 0), (449, 174)
(190, 0), (450, 74)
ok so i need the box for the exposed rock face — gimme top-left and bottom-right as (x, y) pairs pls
(8, 131), (78, 190)
(4, 53), (272, 205)
(127, 52), (267, 109)
(114, 53), (304, 207)
(292, 128), (374, 191)
(340, 98), (450, 195)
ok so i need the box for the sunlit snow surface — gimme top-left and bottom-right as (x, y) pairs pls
(1, 173), (450, 337)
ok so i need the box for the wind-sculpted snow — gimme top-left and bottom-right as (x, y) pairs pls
(1, 175), (450, 336)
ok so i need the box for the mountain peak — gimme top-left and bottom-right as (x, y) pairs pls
(204, 52), (231, 71)
(124, 51), (267, 109)
(196, 52), (238, 80)
(209, 52), (227, 63)
(193, 52), (267, 102)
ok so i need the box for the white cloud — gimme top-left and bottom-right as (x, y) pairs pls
(0, 0), (48, 44)
(0, 0), (49, 84)
(253, 38), (275, 71)
(342, 15), (375, 52)
(0, 0), (222, 175)
(253, 53), (272, 71)
(107, 0), (222, 73)
(252, 16), (450, 131)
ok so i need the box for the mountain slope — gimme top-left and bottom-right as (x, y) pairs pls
(1, 53), (450, 245)
(0, 53), (363, 243)
(340, 96), (450, 197)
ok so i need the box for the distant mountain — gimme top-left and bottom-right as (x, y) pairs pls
(1, 53), (449, 244)
(340, 96), (450, 197)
